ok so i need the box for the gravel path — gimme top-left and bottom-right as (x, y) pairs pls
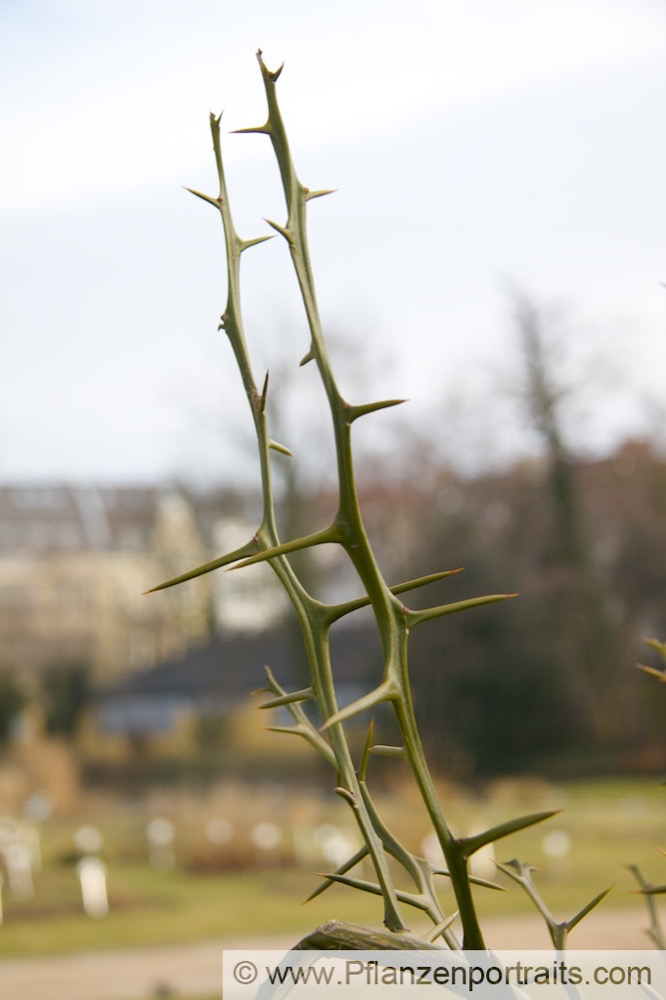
(0, 909), (653, 1000)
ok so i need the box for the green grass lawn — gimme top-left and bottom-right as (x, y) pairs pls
(0, 776), (662, 958)
(0, 867), (382, 955)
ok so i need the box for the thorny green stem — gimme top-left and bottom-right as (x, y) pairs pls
(252, 51), (485, 949)
(393, 635), (485, 948)
(196, 102), (406, 933)
(153, 51), (568, 951)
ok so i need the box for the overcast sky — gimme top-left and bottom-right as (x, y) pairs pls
(2, 0), (665, 484)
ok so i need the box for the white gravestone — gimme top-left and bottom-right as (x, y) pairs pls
(3, 842), (34, 900)
(76, 856), (109, 918)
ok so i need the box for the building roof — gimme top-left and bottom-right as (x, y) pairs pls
(98, 621), (383, 702)
(0, 484), (181, 554)
(94, 621), (383, 735)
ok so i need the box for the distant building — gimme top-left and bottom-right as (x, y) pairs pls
(0, 484), (213, 682)
(80, 623), (379, 762)
(208, 516), (288, 632)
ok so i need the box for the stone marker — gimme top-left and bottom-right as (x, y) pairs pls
(76, 856), (109, 918)
(3, 842), (34, 900)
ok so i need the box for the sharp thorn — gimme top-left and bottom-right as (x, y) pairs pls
(231, 124), (270, 135)
(303, 188), (337, 202)
(268, 439), (293, 457)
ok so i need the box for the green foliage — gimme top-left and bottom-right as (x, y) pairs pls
(149, 53), (617, 951)
(0, 671), (25, 744)
(42, 661), (90, 737)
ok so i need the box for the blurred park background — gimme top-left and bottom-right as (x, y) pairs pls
(1, 293), (666, 971)
(2, 1), (666, 996)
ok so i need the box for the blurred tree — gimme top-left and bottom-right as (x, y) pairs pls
(351, 291), (664, 775)
(0, 673), (25, 744)
(42, 661), (90, 737)
(366, 462), (585, 776)
(508, 292), (637, 752)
